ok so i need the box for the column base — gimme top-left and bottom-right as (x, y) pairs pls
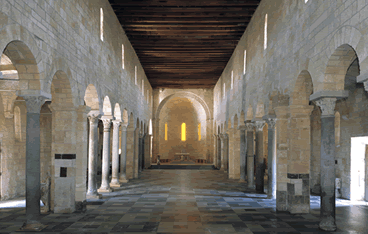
(119, 179), (129, 183)
(110, 182), (122, 188)
(319, 216), (337, 232)
(18, 222), (47, 232)
(97, 188), (112, 193)
(239, 179), (246, 183)
(86, 193), (102, 199)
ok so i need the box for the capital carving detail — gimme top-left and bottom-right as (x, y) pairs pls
(88, 113), (100, 127)
(315, 98), (336, 116)
(245, 122), (254, 131)
(23, 96), (47, 114)
(266, 118), (277, 129)
(101, 118), (112, 131)
(364, 81), (368, 92)
(255, 120), (266, 131)
(112, 120), (121, 132)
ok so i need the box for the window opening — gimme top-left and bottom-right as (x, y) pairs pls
(14, 106), (21, 141)
(231, 71), (234, 90)
(198, 123), (201, 141)
(135, 66), (137, 85)
(243, 50), (247, 74)
(122, 44), (124, 69)
(165, 123), (168, 141)
(264, 14), (268, 50)
(100, 8), (104, 41)
(181, 123), (186, 141)
(223, 83), (226, 98)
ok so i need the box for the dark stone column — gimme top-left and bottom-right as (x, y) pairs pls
(255, 120), (266, 193)
(239, 125), (247, 183)
(19, 93), (48, 231)
(217, 135), (222, 169)
(246, 122), (255, 188)
(86, 112), (101, 198)
(266, 118), (276, 199)
(138, 134), (142, 173)
(316, 98), (337, 232)
(110, 120), (121, 188)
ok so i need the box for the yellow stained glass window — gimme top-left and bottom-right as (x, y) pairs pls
(198, 123), (201, 141)
(165, 123), (168, 141)
(181, 123), (186, 141)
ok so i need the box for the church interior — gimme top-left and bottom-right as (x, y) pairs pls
(1, 0), (368, 233)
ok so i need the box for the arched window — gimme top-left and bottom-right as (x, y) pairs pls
(231, 70), (234, 90)
(223, 83), (226, 98)
(122, 44), (125, 69)
(100, 8), (104, 41)
(243, 50), (247, 74)
(14, 106), (21, 141)
(165, 123), (168, 141)
(135, 66), (137, 85)
(335, 111), (340, 145)
(305, 0), (309, 3)
(198, 123), (201, 141)
(264, 14), (268, 50)
(181, 123), (186, 141)
(142, 80), (144, 95)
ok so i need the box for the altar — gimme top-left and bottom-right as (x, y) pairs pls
(175, 152), (190, 161)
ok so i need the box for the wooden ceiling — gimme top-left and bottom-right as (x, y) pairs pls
(109, 0), (261, 89)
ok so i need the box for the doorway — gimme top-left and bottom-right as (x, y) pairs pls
(350, 137), (368, 201)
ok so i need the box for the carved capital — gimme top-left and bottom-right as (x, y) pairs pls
(315, 98), (336, 116)
(101, 118), (112, 131)
(220, 133), (228, 139)
(255, 120), (266, 131)
(245, 122), (254, 131)
(266, 118), (277, 129)
(364, 81), (368, 92)
(121, 123), (128, 130)
(237, 124), (247, 131)
(112, 120), (121, 132)
(87, 112), (101, 127)
(22, 96), (47, 114)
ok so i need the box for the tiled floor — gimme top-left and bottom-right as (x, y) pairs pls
(1, 169), (368, 233)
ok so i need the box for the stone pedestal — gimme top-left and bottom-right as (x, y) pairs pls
(54, 154), (76, 213)
(255, 120), (266, 193)
(18, 92), (49, 231)
(239, 125), (247, 182)
(246, 122), (255, 188)
(110, 120), (121, 188)
(119, 124), (129, 183)
(265, 118), (276, 199)
(316, 98), (337, 231)
(86, 112), (101, 198)
(98, 118), (112, 193)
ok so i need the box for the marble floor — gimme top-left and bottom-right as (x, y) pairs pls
(1, 169), (368, 233)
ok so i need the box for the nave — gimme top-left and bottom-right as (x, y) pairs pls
(1, 169), (367, 234)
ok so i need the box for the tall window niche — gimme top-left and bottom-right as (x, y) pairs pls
(122, 44), (125, 69)
(231, 70), (234, 90)
(100, 8), (104, 41)
(243, 50), (247, 74)
(135, 66), (137, 85)
(223, 83), (226, 99)
(165, 123), (168, 141)
(264, 14), (268, 50)
(335, 111), (340, 146)
(13, 99), (27, 142)
(14, 106), (22, 141)
(198, 123), (201, 141)
(181, 123), (186, 141)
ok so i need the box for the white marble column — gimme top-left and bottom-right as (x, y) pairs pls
(316, 98), (337, 232)
(18, 93), (49, 231)
(110, 120), (121, 188)
(246, 122), (255, 189)
(119, 123), (129, 183)
(255, 120), (266, 193)
(98, 118), (112, 193)
(266, 118), (277, 199)
(86, 112), (101, 198)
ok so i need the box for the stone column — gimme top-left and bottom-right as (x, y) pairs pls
(220, 134), (228, 172)
(144, 134), (151, 169)
(266, 118), (277, 199)
(255, 120), (266, 193)
(134, 128), (139, 178)
(275, 106), (290, 211)
(110, 120), (121, 188)
(86, 112), (101, 198)
(19, 93), (48, 231)
(246, 122), (255, 188)
(217, 135), (221, 169)
(98, 118), (112, 193)
(126, 126), (135, 179)
(220, 134), (225, 171)
(239, 125), (247, 182)
(316, 98), (337, 232)
(119, 123), (129, 183)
